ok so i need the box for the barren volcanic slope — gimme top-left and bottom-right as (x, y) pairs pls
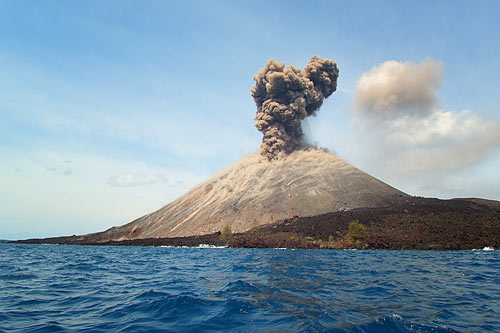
(67, 56), (406, 243)
(16, 56), (500, 248)
(80, 148), (408, 242)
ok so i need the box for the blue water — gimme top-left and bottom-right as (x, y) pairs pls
(0, 244), (498, 332)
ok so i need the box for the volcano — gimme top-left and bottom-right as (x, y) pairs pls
(68, 56), (406, 243)
(16, 56), (500, 249)
(80, 148), (408, 242)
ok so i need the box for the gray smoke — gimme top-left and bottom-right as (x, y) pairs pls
(350, 59), (500, 183)
(352, 59), (443, 118)
(251, 56), (339, 159)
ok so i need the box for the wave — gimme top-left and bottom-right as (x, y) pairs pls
(159, 244), (228, 248)
(196, 244), (228, 248)
(472, 246), (496, 251)
(345, 314), (458, 332)
(0, 272), (37, 280)
(1, 243), (498, 332)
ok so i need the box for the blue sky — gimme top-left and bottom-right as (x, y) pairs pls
(1, 0), (499, 239)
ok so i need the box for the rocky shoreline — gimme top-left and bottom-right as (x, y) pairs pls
(13, 197), (500, 250)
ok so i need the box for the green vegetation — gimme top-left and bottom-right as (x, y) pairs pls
(220, 224), (233, 242)
(328, 235), (334, 242)
(345, 220), (367, 244)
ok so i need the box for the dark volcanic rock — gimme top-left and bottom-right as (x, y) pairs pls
(231, 197), (500, 250)
(14, 197), (500, 250)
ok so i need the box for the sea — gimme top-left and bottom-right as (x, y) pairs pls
(0, 243), (498, 332)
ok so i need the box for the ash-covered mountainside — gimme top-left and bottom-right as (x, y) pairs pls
(76, 148), (408, 242)
(59, 56), (409, 242)
(16, 56), (500, 248)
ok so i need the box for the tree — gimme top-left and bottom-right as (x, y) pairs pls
(345, 220), (367, 244)
(220, 224), (233, 243)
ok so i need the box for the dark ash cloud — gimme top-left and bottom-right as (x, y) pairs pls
(251, 56), (339, 159)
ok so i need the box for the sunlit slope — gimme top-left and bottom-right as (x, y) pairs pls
(89, 148), (408, 240)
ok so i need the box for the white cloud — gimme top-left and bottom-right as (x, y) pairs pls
(382, 109), (500, 173)
(349, 59), (500, 195)
(386, 109), (499, 147)
(107, 172), (168, 187)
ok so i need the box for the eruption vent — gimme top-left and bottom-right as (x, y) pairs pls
(252, 56), (339, 159)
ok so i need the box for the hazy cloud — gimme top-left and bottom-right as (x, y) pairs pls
(351, 59), (500, 179)
(385, 109), (500, 173)
(352, 59), (443, 118)
(107, 172), (168, 187)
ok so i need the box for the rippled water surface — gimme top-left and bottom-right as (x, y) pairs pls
(0, 243), (498, 332)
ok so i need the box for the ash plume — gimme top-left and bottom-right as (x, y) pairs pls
(352, 59), (443, 118)
(251, 56), (339, 159)
(350, 59), (500, 182)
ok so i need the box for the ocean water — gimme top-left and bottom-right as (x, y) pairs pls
(0, 244), (498, 332)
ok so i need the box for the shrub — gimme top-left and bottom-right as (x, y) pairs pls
(328, 235), (334, 242)
(345, 220), (367, 243)
(220, 224), (233, 242)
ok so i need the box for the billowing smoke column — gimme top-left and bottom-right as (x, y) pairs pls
(251, 56), (339, 159)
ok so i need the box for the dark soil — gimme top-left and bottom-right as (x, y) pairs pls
(13, 197), (500, 250)
(231, 197), (500, 250)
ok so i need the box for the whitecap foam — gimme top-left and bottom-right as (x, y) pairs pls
(197, 244), (228, 248)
